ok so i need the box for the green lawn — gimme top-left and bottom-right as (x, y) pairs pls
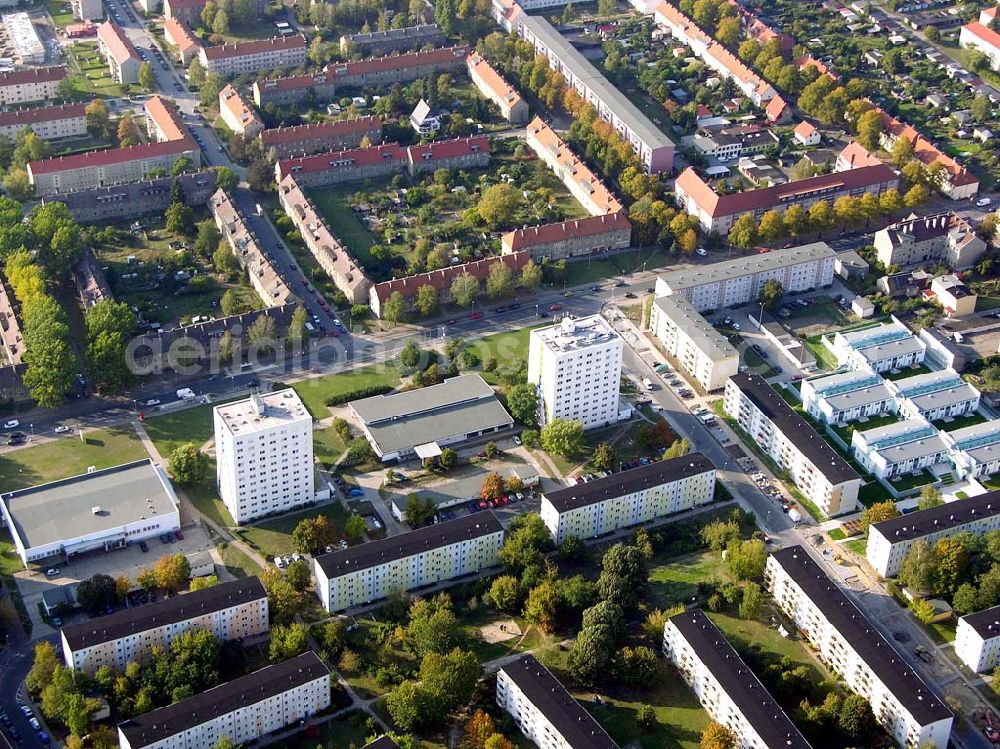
(0, 426), (146, 491)
(925, 618), (957, 645)
(936, 412), (987, 431)
(216, 541), (262, 578)
(313, 425), (347, 469)
(185, 462), (236, 527)
(883, 364), (932, 381)
(828, 528), (847, 541)
(0, 529), (31, 632)
(858, 480), (892, 506)
(647, 550), (726, 609)
(463, 324), (546, 384)
(709, 610), (821, 676)
(803, 336), (840, 371)
(144, 400), (236, 457)
(844, 538), (867, 556)
(889, 470), (933, 492)
(45, 0), (75, 27)
(236, 502), (349, 558)
(562, 248), (669, 286)
(292, 364), (401, 418)
(833, 413), (900, 444)
(306, 186), (378, 268)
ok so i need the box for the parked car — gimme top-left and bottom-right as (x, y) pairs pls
(3, 419), (19, 429)
(513, 435), (521, 445)
(53, 425), (71, 434)
(144, 399), (161, 407)
(138, 541), (148, 553)
(44, 568), (59, 577)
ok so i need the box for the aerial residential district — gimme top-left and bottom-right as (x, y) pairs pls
(2, 0), (1000, 748)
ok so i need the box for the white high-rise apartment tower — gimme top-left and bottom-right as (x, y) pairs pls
(214, 389), (313, 524)
(527, 315), (623, 430)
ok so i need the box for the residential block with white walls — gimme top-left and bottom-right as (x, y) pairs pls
(649, 296), (738, 392)
(850, 418), (951, 481)
(540, 453), (716, 545)
(955, 605), (1000, 674)
(766, 546), (953, 749)
(873, 212), (986, 271)
(653, 242), (836, 312)
(313, 512), (504, 612)
(887, 369), (981, 422)
(724, 373), (861, 517)
(663, 609), (813, 749)
(830, 320), (927, 373)
(61, 577), (268, 675)
(799, 367), (894, 425)
(496, 654), (619, 749)
(865, 489), (1000, 577)
(527, 315), (623, 431)
(213, 389), (314, 524)
(117, 652), (330, 749)
(946, 419), (1000, 479)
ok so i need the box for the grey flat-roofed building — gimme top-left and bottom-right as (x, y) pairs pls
(822, 384), (895, 424)
(947, 419), (1000, 479)
(497, 654), (620, 749)
(514, 14), (673, 173)
(350, 374), (513, 461)
(655, 242), (836, 311)
(117, 652), (330, 749)
(0, 459), (180, 566)
(664, 609), (813, 749)
(851, 418), (951, 480)
(650, 296), (738, 391)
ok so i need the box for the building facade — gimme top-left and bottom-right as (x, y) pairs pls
(467, 52), (529, 125)
(496, 654), (620, 749)
(0, 103), (87, 142)
(654, 242), (836, 312)
(213, 390), (314, 524)
(97, 22), (141, 84)
(888, 369), (981, 422)
(850, 418), (951, 480)
(960, 21), (1000, 72)
(313, 513), (504, 612)
(259, 117), (381, 159)
(649, 296), (739, 392)
(955, 606), (1000, 674)
(500, 213), (631, 260)
(219, 84), (264, 139)
(873, 212), (986, 271)
(71, 0), (103, 21)
(865, 490), (1000, 577)
(799, 368), (894, 425)
(340, 23), (443, 56)
(540, 453), (716, 544)
(830, 320), (927, 373)
(724, 373), (861, 517)
(61, 577), (268, 674)
(117, 652), (330, 749)
(663, 609), (813, 749)
(527, 315), (624, 431)
(0, 66), (66, 106)
(163, 18), (201, 64)
(767, 546), (953, 748)
(200, 35), (307, 77)
(946, 420), (1000, 479)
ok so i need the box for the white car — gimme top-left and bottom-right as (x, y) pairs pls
(53, 425), (71, 434)
(513, 435), (522, 445)
(732, 322), (742, 331)
(695, 248), (708, 256)
(976, 197), (992, 207)
(3, 419), (19, 429)
(274, 556), (285, 568)
(45, 568), (60, 577)
(144, 399), (161, 407)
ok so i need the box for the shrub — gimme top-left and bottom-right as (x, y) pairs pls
(325, 384), (394, 407)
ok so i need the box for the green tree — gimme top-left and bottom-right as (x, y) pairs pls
(716, 15), (740, 46)
(117, 116), (142, 146)
(285, 559), (310, 590)
(382, 290), (406, 324)
(3, 167), (32, 200)
(194, 219), (222, 257)
(597, 542), (648, 612)
(488, 575), (521, 612)
(615, 645), (659, 687)
(972, 94), (992, 123)
(506, 382), (538, 425)
(700, 721), (736, 749)
(592, 442), (615, 471)
(637, 704), (657, 730)
(291, 515), (335, 554)
(860, 500), (900, 535)
(486, 262), (516, 299)
(404, 493), (436, 527)
(524, 579), (560, 632)
(139, 61), (157, 92)
(188, 57), (206, 88)
(27, 641), (60, 695)
(168, 442), (208, 485)
(738, 582), (764, 619)
(899, 539), (935, 592)
(520, 259), (542, 290)
(500, 513), (553, 573)
(213, 243), (239, 276)
(269, 622), (309, 662)
(759, 278), (784, 310)
(406, 596), (463, 657)
(420, 647), (479, 711)
(540, 418), (584, 456)
(450, 272), (479, 307)
(287, 306), (308, 346)
(385, 680), (434, 732)
(345, 513), (367, 543)
(856, 110), (883, 150)
(215, 166), (238, 190)
(153, 553), (190, 592)
(400, 339), (422, 368)
(85, 99), (110, 137)
(76, 574), (119, 616)
(918, 485), (943, 510)
(728, 213), (757, 249)
(758, 210), (784, 242)
(890, 137), (914, 167)
(414, 284), (437, 317)
(838, 693), (876, 742)
(439, 446), (458, 470)
(726, 539), (767, 580)
(478, 183), (522, 229)
(165, 202), (195, 235)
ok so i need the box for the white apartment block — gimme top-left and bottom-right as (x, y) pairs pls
(527, 315), (623, 431)
(0, 103), (87, 142)
(0, 66), (66, 106)
(663, 609), (813, 749)
(850, 418), (950, 481)
(653, 242), (836, 312)
(219, 84), (264, 139)
(946, 419), (1000, 479)
(955, 605), (1000, 673)
(199, 36), (307, 77)
(767, 547), (953, 749)
(799, 368), (894, 425)
(61, 577), (268, 675)
(313, 512), (504, 612)
(117, 652), (330, 749)
(874, 212), (987, 271)
(496, 654), (620, 749)
(830, 320), (927, 373)
(540, 453), (716, 545)
(649, 296), (738, 392)
(865, 489), (1000, 577)
(724, 373), (861, 517)
(888, 369), (981, 422)
(213, 390), (314, 525)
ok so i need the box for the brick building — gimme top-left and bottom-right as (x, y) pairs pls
(0, 66), (66, 106)
(500, 213), (631, 259)
(259, 117), (382, 159)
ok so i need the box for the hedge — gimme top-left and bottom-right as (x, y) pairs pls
(324, 384), (395, 407)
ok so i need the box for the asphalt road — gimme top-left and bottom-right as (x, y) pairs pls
(0, 634), (58, 749)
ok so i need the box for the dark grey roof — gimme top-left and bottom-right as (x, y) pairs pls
(668, 609), (813, 749)
(500, 655), (619, 749)
(61, 577), (266, 650)
(770, 546), (951, 726)
(363, 739), (401, 749)
(870, 489), (1000, 543)
(542, 453), (715, 513)
(314, 512), (502, 578)
(117, 652), (329, 748)
(729, 373), (860, 484)
(960, 604), (1000, 640)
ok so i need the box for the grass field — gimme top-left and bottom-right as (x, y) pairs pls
(144, 399), (237, 456)
(313, 425), (347, 468)
(0, 426), (146, 491)
(185, 461), (236, 527)
(236, 502), (350, 558)
(561, 248), (670, 287)
(45, 0), (75, 27)
(463, 324), (546, 384)
(216, 540), (262, 578)
(937, 412), (987, 431)
(647, 550), (726, 609)
(291, 364), (401, 418)
(306, 186), (378, 268)
(844, 538), (867, 556)
(66, 42), (127, 98)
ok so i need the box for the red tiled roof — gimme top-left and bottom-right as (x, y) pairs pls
(407, 135), (489, 162)
(371, 252), (531, 303)
(467, 53), (523, 110)
(260, 117), (380, 146)
(501, 213), (631, 251)
(219, 84), (261, 129)
(0, 66), (65, 87)
(765, 95), (788, 121)
(276, 143), (407, 178)
(676, 164), (898, 218)
(0, 103), (85, 128)
(794, 121), (816, 138)
(28, 138), (194, 175)
(163, 18), (200, 52)
(962, 21), (1000, 51)
(873, 104), (979, 188)
(202, 35), (305, 60)
(98, 22), (140, 65)
(145, 95), (187, 141)
(257, 46), (468, 92)
(837, 141), (882, 169)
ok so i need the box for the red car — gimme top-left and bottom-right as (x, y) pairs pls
(470, 311), (483, 320)
(326, 329), (339, 337)
(549, 303), (562, 311)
